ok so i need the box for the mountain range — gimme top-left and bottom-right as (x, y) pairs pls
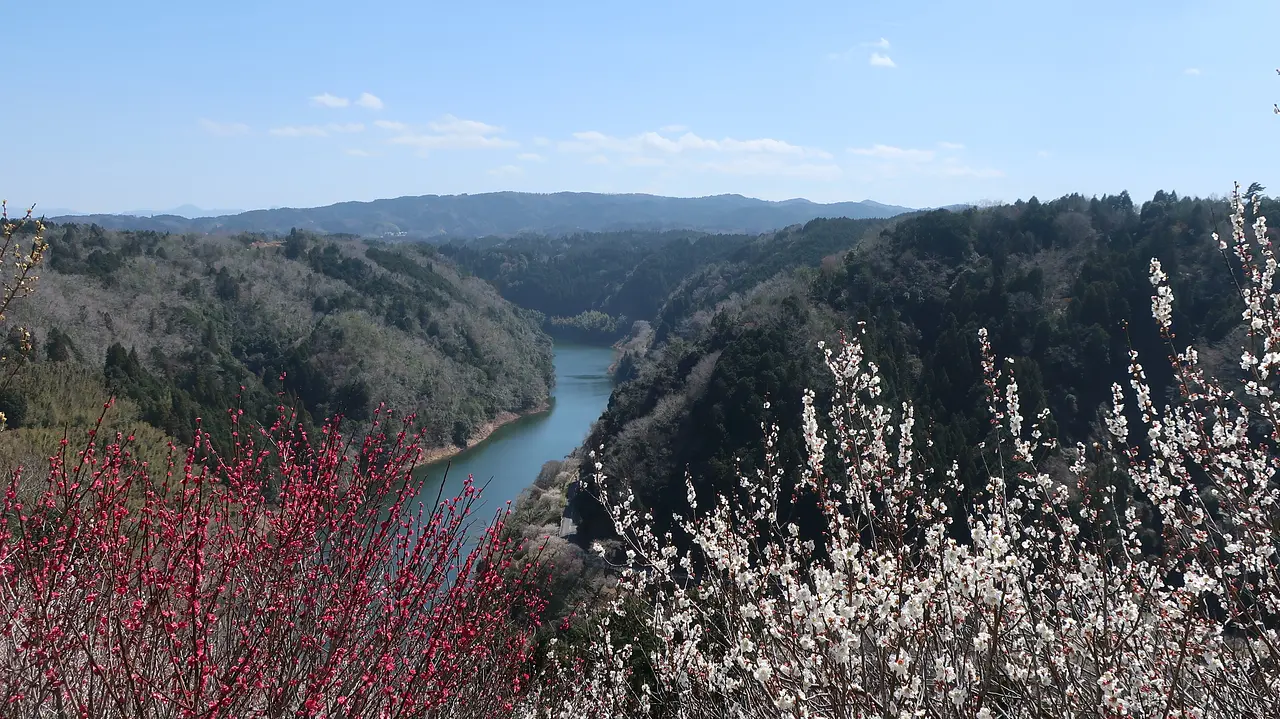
(47, 192), (915, 238)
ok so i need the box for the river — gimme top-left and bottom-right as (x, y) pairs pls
(412, 342), (615, 524)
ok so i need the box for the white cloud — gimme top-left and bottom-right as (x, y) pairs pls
(848, 143), (1002, 180)
(533, 136), (551, 147)
(488, 164), (524, 177)
(829, 39), (890, 62)
(355, 92), (384, 109)
(374, 120), (408, 131)
(560, 129), (829, 159)
(199, 119), (250, 136)
(310, 93), (350, 108)
(388, 114), (517, 153)
(517, 152), (545, 162)
(1184, 67), (1202, 76)
(427, 114), (503, 135)
(849, 144), (934, 162)
(869, 52), (896, 68)
(561, 127), (839, 179)
(659, 124), (688, 133)
(344, 148), (373, 157)
(327, 122), (365, 133)
(270, 125), (329, 137)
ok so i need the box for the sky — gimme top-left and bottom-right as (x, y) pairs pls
(3, 0), (1278, 214)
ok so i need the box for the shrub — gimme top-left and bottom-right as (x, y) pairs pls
(0, 407), (549, 717)
(528, 184), (1280, 717)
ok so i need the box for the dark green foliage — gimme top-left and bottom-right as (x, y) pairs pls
(14, 224), (555, 457)
(452, 420), (470, 448)
(572, 191), (1253, 549)
(439, 231), (755, 341)
(214, 267), (240, 301)
(284, 228), (306, 259)
(331, 379), (371, 422)
(441, 221), (890, 344)
(0, 388), (27, 428)
(44, 328), (75, 362)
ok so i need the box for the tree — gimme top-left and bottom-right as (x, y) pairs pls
(0, 410), (550, 717)
(284, 227), (305, 259)
(0, 204), (46, 397)
(44, 327), (73, 362)
(0, 388), (26, 428)
(528, 185), (1280, 717)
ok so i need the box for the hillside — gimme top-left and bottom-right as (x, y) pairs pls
(567, 190), (1267, 543)
(49, 192), (913, 238)
(439, 217), (900, 343)
(4, 223), (554, 458)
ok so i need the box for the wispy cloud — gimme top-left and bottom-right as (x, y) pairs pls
(388, 114), (518, 153)
(869, 52), (896, 68)
(374, 120), (408, 131)
(355, 92), (384, 109)
(533, 136), (551, 147)
(427, 115), (503, 136)
(199, 119), (250, 137)
(270, 123), (364, 138)
(829, 38), (891, 62)
(1037, 150), (1052, 158)
(344, 148), (373, 157)
(848, 142), (1001, 180)
(270, 125), (330, 138)
(561, 127), (839, 178)
(1184, 67), (1202, 76)
(488, 164), (524, 177)
(560, 129), (830, 159)
(310, 93), (349, 108)
(516, 152), (545, 162)
(849, 144), (934, 162)
(659, 124), (688, 133)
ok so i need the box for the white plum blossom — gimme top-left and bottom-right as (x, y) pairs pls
(523, 185), (1280, 718)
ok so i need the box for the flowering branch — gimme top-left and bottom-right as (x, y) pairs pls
(527, 187), (1280, 718)
(0, 405), (550, 717)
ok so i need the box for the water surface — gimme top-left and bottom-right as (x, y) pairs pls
(412, 342), (615, 524)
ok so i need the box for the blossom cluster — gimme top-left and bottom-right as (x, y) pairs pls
(0, 202), (47, 428)
(526, 185), (1280, 718)
(0, 405), (548, 718)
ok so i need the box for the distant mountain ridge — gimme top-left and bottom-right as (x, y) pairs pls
(48, 192), (915, 238)
(119, 204), (247, 218)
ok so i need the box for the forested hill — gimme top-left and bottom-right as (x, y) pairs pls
(439, 218), (897, 343)
(50, 192), (913, 238)
(0, 224), (554, 461)
(569, 190), (1275, 544)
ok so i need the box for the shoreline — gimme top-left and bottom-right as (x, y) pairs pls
(605, 344), (624, 375)
(417, 401), (552, 467)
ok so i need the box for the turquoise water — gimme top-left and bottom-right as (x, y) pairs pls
(412, 342), (615, 524)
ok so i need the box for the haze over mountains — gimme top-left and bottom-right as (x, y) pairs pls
(47, 192), (915, 239)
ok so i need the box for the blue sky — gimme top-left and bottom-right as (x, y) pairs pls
(3, 0), (1278, 214)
